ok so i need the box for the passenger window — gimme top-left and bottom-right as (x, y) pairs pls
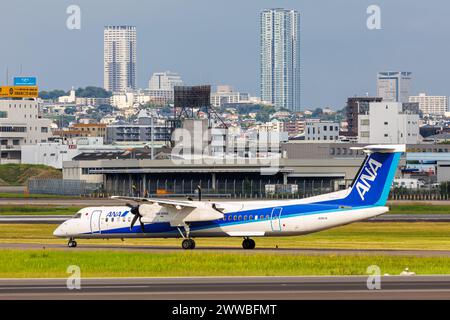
(266, 215), (270, 220)
(249, 215), (253, 220)
(111, 218), (114, 222)
(233, 216), (237, 221)
(260, 215), (264, 220)
(105, 218), (108, 222)
(244, 215), (247, 221)
(238, 216), (242, 221)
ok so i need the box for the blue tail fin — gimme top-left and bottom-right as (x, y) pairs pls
(340, 145), (404, 207)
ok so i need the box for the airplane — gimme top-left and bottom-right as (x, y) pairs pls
(53, 144), (404, 250)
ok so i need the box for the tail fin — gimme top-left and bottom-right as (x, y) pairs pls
(341, 145), (404, 207)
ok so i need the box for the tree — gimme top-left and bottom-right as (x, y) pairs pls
(75, 86), (112, 98)
(39, 90), (67, 100)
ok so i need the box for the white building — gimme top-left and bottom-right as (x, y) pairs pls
(0, 99), (53, 163)
(305, 120), (340, 142)
(377, 71), (412, 102)
(110, 91), (135, 109)
(147, 71), (183, 104)
(358, 102), (420, 144)
(261, 8), (301, 111)
(21, 137), (127, 169)
(409, 93), (448, 116)
(148, 71), (183, 91)
(210, 85), (250, 107)
(58, 88), (76, 103)
(104, 26), (137, 93)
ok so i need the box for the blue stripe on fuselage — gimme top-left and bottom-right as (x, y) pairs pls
(91, 202), (369, 236)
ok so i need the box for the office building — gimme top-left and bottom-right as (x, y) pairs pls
(148, 71), (183, 91)
(210, 85), (250, 107)
(104, 26), (137, 93)
(358, 102), (420, 144)
(0, 99), (53, 163)
(409, 93), (448, 116)
(345, 97), (382, 137)
(260, 8), (301, 111)
(147, 71), (183, 103)
(305, 120), (340, 141)
(106, 111), (170, 143)
(377, 71), (412, 102)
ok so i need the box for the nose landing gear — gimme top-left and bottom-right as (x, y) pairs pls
(242, 238), (256, 250)
(68, 239), (77, 248)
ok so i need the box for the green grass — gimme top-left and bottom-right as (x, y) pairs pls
(0, 164), (61, 186)
(0, 249), (449, 278)
(2, 222), (450, 251)
(389, 204), (450, 214)
(0, 206), (81, 216)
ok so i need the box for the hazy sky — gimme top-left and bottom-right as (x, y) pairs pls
(0, 0), (449, 109)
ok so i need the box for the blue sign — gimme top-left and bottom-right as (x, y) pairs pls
(13, 77), (37, 86)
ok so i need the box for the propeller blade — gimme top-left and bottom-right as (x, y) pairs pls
(130, 214), (139, 230)
(139, 217), (145, 232)
(197, 185), (202, 201)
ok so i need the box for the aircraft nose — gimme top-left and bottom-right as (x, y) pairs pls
(53, 224), (66, 237)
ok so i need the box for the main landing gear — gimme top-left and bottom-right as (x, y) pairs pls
(242, 238), (256, 250)
(68, 238), (77, 248)
(182, 239), (196, 250)
(179, 223), (196, 250)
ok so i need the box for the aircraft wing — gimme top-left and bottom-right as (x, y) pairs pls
(111, 196), (224, 225)
(111, 196), (199, 208)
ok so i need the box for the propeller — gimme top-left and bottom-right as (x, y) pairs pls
(197, 185), (202, 201)
(126, 203), (145, 232)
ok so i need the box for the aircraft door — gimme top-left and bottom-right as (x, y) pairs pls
(270, 207), (283, 232)
(90, 210), (102, 234)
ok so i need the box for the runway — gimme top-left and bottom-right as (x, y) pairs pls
(1, 242), (450, 257)
(2, 213), (450, 224)
(1, 276), (450, 300)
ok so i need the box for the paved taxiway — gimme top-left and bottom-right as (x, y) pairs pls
(1, 276), (450, 300)
(1, 242), (450, 257)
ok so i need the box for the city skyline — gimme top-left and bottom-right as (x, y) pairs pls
(1, 0), (450, 109)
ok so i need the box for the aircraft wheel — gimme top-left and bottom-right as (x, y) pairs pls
(242, 239), (255, 250)
(68, 240), (77, 248)
(243, 239), (255, 250)
(182, 239), (195, 250)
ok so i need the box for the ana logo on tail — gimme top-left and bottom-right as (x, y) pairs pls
(356, 158), (383, 201)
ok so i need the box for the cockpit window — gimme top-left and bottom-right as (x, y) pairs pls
(72, 212), (82, 219)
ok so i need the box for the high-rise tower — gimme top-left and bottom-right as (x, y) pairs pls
(260, 9), (301, 111)
(104, 26), (137, 93)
